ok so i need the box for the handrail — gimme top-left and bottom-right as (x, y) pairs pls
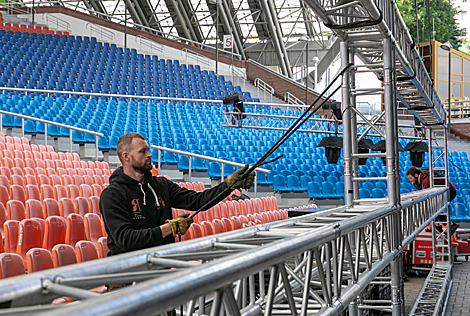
(85, 22), (115, 41)
(284, 91), (305, 106)
(136, 35), (164, 54)
(44, 12), (70, 31)
(152, 145), (270, 198)
(0, 109), (103, 160)
(254, 77), (274, 103)
(181, 48), (211, 68)
(228, 64), (246, 89)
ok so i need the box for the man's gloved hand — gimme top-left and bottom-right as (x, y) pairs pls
(226, 165), (255, 190)
(166, 213), (193, 236)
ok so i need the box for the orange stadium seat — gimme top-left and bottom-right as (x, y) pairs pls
(33, 151), (42, 160)
(26, 248), (53, 273)
(67, 184), (80, 199)
(226, 201), (236, 218)
(9, 184), (25, 204)
(34, 218), (45, 242)
(75, 240), (98, 263)
(65, 213), (85, 248)
(55, 160), (64, 170)
(80, 184), (93, 199)
(46, 168), (57, 177)
(63, 160), (73, 169)
(65, 153), (74, 161)
(72, 175), (83, 186)
(11, 167), (24, 177)
(233, 201), (241, 216)
(0, 167), (10, 179)
(40, 184), (54, 201)
(83, 175), (93, 186)
(201, 221), (213, 236)
(56, 168), (67, 177)
(0, 185), (8, 206)
(54, 185), (68, 200)
(94, 169), (103, 177)
(211, 219), (225, 234)
(52, 244), (77, 268)
(36, 167), (46, 178)
(13, 150), (23, 160)
(50, 175), (61, 186)
(230, 216), (242, 230)
(62, 175), (73, 186)
(38, 174), (50, 186)
(247, 214), (256, 223)
(238, 200), (248, 215)
(239, 215), (249, 226)
(189, 223), (204, 239)
(75, 197), (89, 216)
(25, 185), (40, 201)
(25, 199), (44, 219)
(2, 157), (13, 169)
(85, 168), (94, 177)
(88, 196), (100, 215)
(4, 220), (19, 253)
(93, 175), (103, 186)
(43, 216), (66, 251)
(97, 237), (108, 258)
(84, 213), (104, 244)
(6, 200), (25, 221)
(59, 198), (75, 218)
(0, 175), (8, 189)
(17, 219), (43, 264)
(35, 159), (45, 169)
(0, 253), (25, 279)
(213, 204), (222, 219)
(221, 217), (232, 231)
(42, 198), (60, 218)
(23, 167), (36, 176)
(25, 175), (38, 186)
(0, 203), (6, 235)
(14, 158), (24, 169)
(91, 184), (102, 197)
(10, 174), (24, 187)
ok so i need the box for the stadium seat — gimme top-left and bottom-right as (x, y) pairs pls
(54, 185), (68, 200)
(40, 184), (54, 201)
(88, 196), (100, 215)
(230, 216), (243, 230)
(200, 221), (213, 236)
(211, 219), (226, 234)
(52, 244), (77, 268)
(451, 203), (469, 221)
(25, 184), (40, 201)
(10, 184), (26, 204)
(65, 213), (85, 248)
(84, 213), (104, 244)
(43, 216), (66, 251)
(68, 184), (80, 199)
(43, 198), (60, 218)
(189, 223), (204, 239)
(80, 184), (93, 199)
(0, 253), (25, 279)
(307, 182), (323, 199)
(4, 220), (19, 253)
(75, 197), (90, 216)
(97, 237), (109, 258)
(17, 219), (43, 264)
(7, 200), (25, 221)
(26, 248), (53, 273)
(25, 199), (44, 219)
(75, 240), (98, 263)
(59, 198), (75, 218)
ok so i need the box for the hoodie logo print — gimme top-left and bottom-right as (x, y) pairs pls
(131, 199), (142, 212)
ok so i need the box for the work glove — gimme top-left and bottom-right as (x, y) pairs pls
(226, 165), (255, 190)
(166, 213), (193, 236)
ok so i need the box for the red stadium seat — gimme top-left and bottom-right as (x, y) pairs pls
(213, 204), (222, 219)
(72, 175), (83, 186)
(0, 203), (6, 235)
(25, 175), (37, 186)
(254, 213), (264, 224)
(13, 158), (24, 169)
(83, 175), (93, 186)
(43, 216), (66, 251)
(0, 253), (25, 279)
(40, 184), (54, 201)
(221, 217), (232, 231)
(42, 198), (60, 218)
(9, 184), (25, 204)
(67, 168), (77, 176)
(10, 174), (24, 187)
(38, 174), (51, 186)
(75, 197), (89, 216)
(26, 248), (53, 273)
(62, 175), (73, 186)
(65, 213), (85, 248)
(200, 221), (213, 236)
(211, 219), (226, 234)
(59, 198), (75, 218)
(23, 167), (36, 176)
(93, 175), (103, 186)
(25, 199), (44, 219)
(189, 223), (204, 239)
(52, 244), (77, 267)
(225, 201), (236, 218)
(67, 184), (80, 199)
(230, 216), (242, 230)
(11, 167), (24, 177)
(54, 185), (68, 200)
(88, 196), (100, 215)
(36, 167), (46, 178)
(4, 220), (19, 253)
(0, 175), (8, 189)
(2, 157), (13, 169)
(84, 213), (104, 244)
(16, 219), (42, 264)
(75, 240), (98, 263)
(80, 184), (93, 199)
(0, 167), (10, 180)
(97, 237), (108, 258)
(50, 175), (61, 186)
(7, 200), (25, 221)
(46, 168), (57, 177)
(245, 200), (254, 214)
(56, 168), (67, 177)
(239, 215), (249, 226)
(34, 218), (45, 242)
(25, 185), (40, 201)
(239, 200), (248, 215)
(0, 185), (8, 206)
(91, 184), (102, 197)
(247, 214), (256, 223)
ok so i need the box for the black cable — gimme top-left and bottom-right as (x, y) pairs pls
(189, 66), (351, 219)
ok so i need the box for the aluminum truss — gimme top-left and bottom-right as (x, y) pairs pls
(0, 188), (448, 316)
(222, 111), (423, 139)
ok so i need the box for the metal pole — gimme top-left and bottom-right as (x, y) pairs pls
(216, 1), (219, 75)
(341, 41), (353, 206)
(32, 0), (35, 26)
(305, 41), (308, 105)
(448, 49), (451, 133)
(349, 49), (359, 200)
(124, 0), (127, 49)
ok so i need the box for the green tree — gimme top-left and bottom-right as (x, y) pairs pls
(396, 0), (466, 48)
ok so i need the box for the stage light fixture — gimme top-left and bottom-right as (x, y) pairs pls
(318, 136), (343, 164)
(404, 141), (428, 167)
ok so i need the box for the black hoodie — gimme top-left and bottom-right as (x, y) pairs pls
(99, 167), (231, 256)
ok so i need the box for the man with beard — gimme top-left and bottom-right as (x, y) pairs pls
(99, 133), (255, 258)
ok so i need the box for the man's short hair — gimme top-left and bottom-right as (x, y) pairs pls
(116, 133), (145, 163)
(406, 166), (421, 176)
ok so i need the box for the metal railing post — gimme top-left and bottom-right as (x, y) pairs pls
(158, 149), (161, 173)
(95, 136), (99, 161)
(188, 157), (192, 182)
(21, 118), (24, 137)
(221, 163), (224, 182)
(44, 123), (47, 146)
(254, 171), (257, 198)
(69, 130), (73, 153)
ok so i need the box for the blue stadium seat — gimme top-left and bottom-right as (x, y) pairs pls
(273, 175), (290, 192)
(451, 203), (469, 221)
(359, 189), (371, 199)
(286, 175), (304, 192)
(321, 182), (337, 199)
(307, 182), (323, 199)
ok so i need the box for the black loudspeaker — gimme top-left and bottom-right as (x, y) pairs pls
(375, 140), (405, 165)
(318, 136), (343, 164)
(322, 101), (342, 120)
(404, 142), (429, 168)
(357, 139), (377, 165)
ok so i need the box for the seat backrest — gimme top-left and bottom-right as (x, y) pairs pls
(9, 185), (25, 204)
(211, 219), (225, 234)
(37, 174), (50, 186)
(189, 223), (204, 239)
(26, 248), (53, 273)
(97, 237), (109, 258)
(42, 198), (60, 218)
(4, 220), (19, 253)
(50, 175), (61, 186)
(43, 216), (66, 251)
(10, 174), (24, 187)
(230, 216), (243, 230)
(54, 185), (68, 201)
(0, 185), (8, 206)
(65, 213), (85, 248)
(80, 184), (92, 199)
(25, 199), (44, 219)
(17, 219), (42, 264)
(67, 184), (80, 200)
(84, 213), (104, 244)
(59, 197), (75, 218)
(40, 184), (54, 201)
(91, 184), (102, 197)
(0, 253), (25, 279)
(200, 221), (213, 236)
(25, 184), (40, 201)
(6, 200), (25, 221)
(221, 217), (232, 231)
(0, 203), (5, 235)
(75, 197), (90, 216)
(88, 196), (100, 215)
(75, 240), (98, 263)
(51, 244), (77, 268)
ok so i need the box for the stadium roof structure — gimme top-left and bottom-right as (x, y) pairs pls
(20, 0), (338, 79)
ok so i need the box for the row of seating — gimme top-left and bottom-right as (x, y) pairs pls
(0, 239), (107, 279)
(0, 24), (69, 36)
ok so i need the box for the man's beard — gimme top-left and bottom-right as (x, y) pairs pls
(132, 160), (153, 173)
